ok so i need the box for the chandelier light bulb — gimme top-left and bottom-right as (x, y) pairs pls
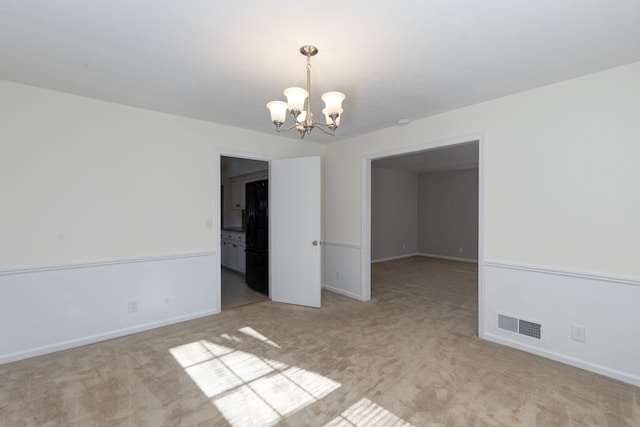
(283, 87), (308, 113)
(321, 91), (346, 115)
(266, 101), (288, 124)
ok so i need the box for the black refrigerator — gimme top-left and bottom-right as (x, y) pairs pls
(245, 179), (268, 295)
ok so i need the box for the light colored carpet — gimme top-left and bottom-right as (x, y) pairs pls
(1, 256), (638, 426)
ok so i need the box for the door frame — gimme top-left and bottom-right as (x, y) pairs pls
(215, 149), (273, 312)
(361, 132), (486, 335)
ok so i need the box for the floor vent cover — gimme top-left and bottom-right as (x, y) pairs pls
(498, 314), (518, 333)
(497, 313), (543, 340)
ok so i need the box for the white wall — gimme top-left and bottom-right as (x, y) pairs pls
(371, 167), (418, 261)
(0, 80), (321, 267)
(323, 61), (640, 385)
(326, 62), (640, 276)
(418, 168), (478, 261)
(0, 79), (323, 362)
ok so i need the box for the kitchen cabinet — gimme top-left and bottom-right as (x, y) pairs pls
(237, 245), (246, 272)
(224, 240), (238, 267)
(230, 179), (245, 209)
(220, 240), (228, 266)
(221, 231), (246, 274)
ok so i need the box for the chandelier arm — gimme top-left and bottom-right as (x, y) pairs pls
(277, 123), (303, 133)
(313, 124), (336, 136)
(312, 121), (338, 131)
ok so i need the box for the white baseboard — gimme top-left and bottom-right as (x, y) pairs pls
(0, 309), (218, 365)
(483, 331), (640, 387)
(418, 253), (478, 263)
(324, 285), (364, 301)
(372, 253), (478, 264)
(371, 253), (418, 263)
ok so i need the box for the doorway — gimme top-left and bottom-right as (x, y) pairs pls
(215, 152), (323, 312)
(220, 155), (269, 309)
(362, 134), (485, 333)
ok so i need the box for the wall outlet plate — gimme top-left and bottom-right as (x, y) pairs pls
(571, 324), (586, 342)
(128, 301), (139, 313)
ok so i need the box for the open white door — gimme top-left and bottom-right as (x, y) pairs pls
(270, 156), (321, 308)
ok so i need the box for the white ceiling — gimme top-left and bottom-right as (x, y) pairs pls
(1, 1), (639, 143)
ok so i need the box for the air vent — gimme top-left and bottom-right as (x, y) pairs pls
(498, 314), (518, 333)
(497, 312), (543, 341)
(518, 319), (542, 340)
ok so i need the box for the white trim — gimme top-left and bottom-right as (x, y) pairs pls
(217, 148), (275, 163)
(483, 331), (640, 387)
(362, 133), (482, 162)
(477, 133), (487, 339)
(371, 253), (418, 263)
(323, 241), (361, 249)
(484, 260), (640, 287)
(0, 309), (218, 365)
(361, 158), (372, 301)
(324, 285), (363, 300)
(0, 251), (216, 276)
(418, 253), (478, 263)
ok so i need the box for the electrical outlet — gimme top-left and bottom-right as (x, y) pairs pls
(402, 243), (406, 250)
(571, 324), (586, 342)
(459, 247), (463, 253)
(128, 301), (138, 313)
(335, 271), (340, 280)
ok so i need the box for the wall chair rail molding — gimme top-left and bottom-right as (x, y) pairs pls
(483, 260), (640, 287)
(322, 241), (361, 250)
(0, 251), (218, 364)
(0, 251), (216, 276)
(483, 260), (640, 386)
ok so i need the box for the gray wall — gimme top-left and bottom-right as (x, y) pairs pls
(417, 168), (478, 260)
(371, 167), (418, 261)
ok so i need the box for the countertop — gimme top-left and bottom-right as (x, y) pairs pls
(222, 227), (244, 232)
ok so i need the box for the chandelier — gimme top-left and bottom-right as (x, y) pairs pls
(267, 45), (345, 139)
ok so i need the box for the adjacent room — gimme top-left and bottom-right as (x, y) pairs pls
(1, 1), (639, 425)
(370, 141), (479, 326)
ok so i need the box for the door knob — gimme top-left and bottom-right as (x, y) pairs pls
(312, 240), (319, 246)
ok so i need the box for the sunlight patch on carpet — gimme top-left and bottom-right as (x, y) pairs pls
(324, 398), (415, 427)
(238, 326), (281, 348)
(220, 333), (242, 342)
(170, 333), (340, 426)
